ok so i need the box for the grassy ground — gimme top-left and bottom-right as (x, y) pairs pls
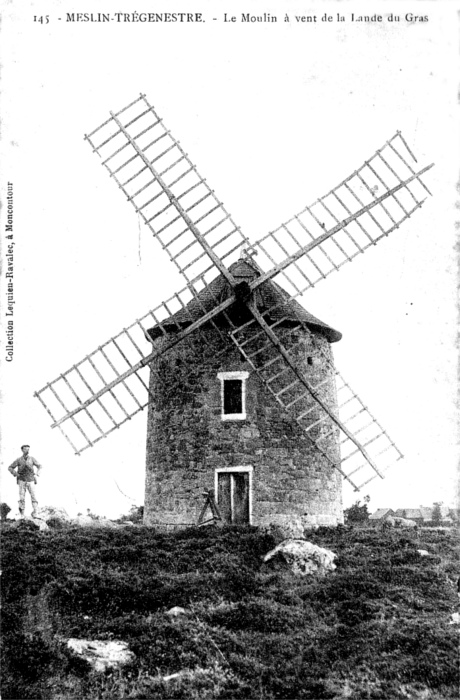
(1, 524), (459, 699)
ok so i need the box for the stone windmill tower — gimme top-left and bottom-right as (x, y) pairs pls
(35, 95), (434, 528)
(145, 257), (343, 527)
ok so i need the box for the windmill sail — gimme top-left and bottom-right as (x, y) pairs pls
(230, 302), (402, 491)
(34, 279), (238, 454)
(246, 131), (432, 299)
(85, 94), (249, 287)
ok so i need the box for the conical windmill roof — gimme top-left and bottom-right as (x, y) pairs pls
(147, 259), (342, 343)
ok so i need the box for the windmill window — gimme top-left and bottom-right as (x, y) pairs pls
(217, 371), (249, 420)
(307, 357), (313, 365)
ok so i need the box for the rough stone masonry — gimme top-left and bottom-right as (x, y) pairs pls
(144, 260), (343, 529)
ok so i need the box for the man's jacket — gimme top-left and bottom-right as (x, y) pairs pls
(8, 456), (41, 482)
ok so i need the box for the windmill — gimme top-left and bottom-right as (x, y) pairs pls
(35, 94), (433, 526)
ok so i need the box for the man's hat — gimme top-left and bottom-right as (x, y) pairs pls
(21, 444), (30, 449)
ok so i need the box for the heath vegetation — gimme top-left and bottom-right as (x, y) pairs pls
(1, 524), (459, 699)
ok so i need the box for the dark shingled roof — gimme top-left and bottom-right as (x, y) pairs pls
(147, 259), (342, 343)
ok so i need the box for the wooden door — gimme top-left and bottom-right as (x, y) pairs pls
(217, 473), (232, 523)
(217, 471), (250, 524)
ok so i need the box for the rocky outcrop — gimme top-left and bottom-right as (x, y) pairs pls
(6, 517), (49, 531)
(66, 639), (135, 672)
(70, 516), (123, 528)
(31, 517), (49, 531)
(36, 505), (70, 522)
(166, 606), (187, 617)
(263, 540), (337, 576)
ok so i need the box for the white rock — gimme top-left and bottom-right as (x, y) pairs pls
(417, 550), (430, 557)
(162, 668), (212, 682)
(93, 518), (122, 529)
(166, 606), (187, 617)
(70, 516), (121, 528)
(449, 612), (460, 625)
(163, 671), (186, 682)
(32, 517), (49, 531)
(70, 515), (94, 526)
(263, 539), (337, 576)
(66, 639), (134, 672)
(22, 516), (49, 531)
(36, 506), (70, 522)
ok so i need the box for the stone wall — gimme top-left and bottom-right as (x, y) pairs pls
(144, 322), (343, 527)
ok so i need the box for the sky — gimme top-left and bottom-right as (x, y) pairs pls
(0, 0), (458, 518)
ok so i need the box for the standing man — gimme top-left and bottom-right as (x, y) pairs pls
(8, 445), (42, 518)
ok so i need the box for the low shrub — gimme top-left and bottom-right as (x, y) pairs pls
(1, 632), (62, 699)
(1, 525), (458, 699)
(206, 597), (305, 634)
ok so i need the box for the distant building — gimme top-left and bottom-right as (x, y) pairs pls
(370, 506), (456, 526)
(394, 508), (424, 523)
(369, 508), (394, 524)
(418, 507), (432, 523)
(417, 505), (455, 524)
(374, 506), (458, 525)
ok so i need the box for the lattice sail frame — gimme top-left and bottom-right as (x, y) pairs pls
(35, 94), (433, 490)
(246, 130), (432, 299)
(84, 94), (250, 287)
(35, 278), (238, 454)
(230, 299), (403, 491)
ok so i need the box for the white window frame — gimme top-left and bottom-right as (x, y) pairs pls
(217, 371), (249, 421)
(215, 466), (253, 525)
